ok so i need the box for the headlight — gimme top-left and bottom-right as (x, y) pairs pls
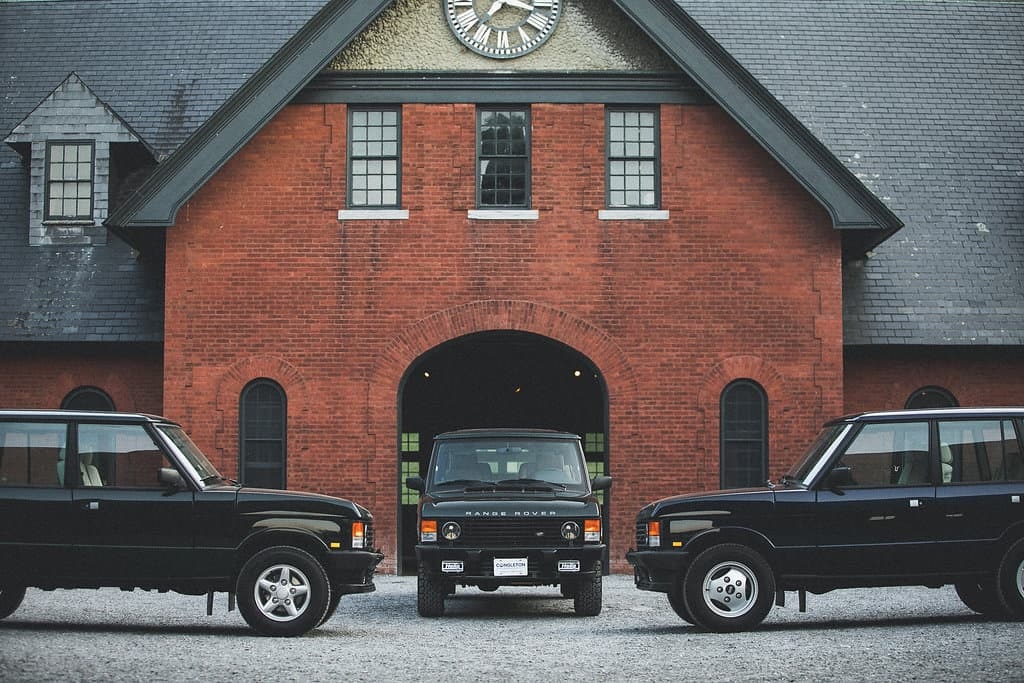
(351, 521), (365, 549)
(584, 518), (601, 543)
(441, 521), (461, 541)
(561, 521), (581, 540)
(420, 519), (437, 543)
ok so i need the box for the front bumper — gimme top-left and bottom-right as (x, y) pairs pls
(625, 548), (692, 593)
(324, 548), (384, 595)
(416, 544), (605, 584)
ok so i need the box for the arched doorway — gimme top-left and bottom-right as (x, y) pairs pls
(397, 330), (608, 574)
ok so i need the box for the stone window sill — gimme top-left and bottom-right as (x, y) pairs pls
(467, 209), (539, 220)
(598, 209), (670, 221)
(337, 209), (409, 220)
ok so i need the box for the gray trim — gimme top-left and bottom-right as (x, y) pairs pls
(297, 72), (708, 104)
(611, 0), (902, 234)
(107, 0), (394, 228)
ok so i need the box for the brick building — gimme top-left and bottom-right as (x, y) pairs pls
(2, 0), (1022, 572)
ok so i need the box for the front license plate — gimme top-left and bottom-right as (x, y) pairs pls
(493, 557), (528, 576)
(441, 560), (464, 573)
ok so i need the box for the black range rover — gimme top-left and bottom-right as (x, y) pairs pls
(407, 429), (611, 617)
(0, 410), (383, 636)
(627, 408), (1024, 631)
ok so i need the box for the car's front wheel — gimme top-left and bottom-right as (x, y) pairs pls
(417, 564), (446, 617)
(682, 544), (775, 632)
(236, 546), (331, 636)
(996, 538), (1024, 619)
(0, 585), (26, 620)
(667, 584), (695, 624)
(573, 564), (602, 616)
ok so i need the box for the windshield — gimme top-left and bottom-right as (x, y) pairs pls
(156, 424), (223, 483)
(429, 438), (588, 492)
(784, 423), (849, 485)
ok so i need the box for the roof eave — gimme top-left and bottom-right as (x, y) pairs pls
(106, 0), (394, 229)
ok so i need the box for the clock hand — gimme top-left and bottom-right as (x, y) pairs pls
(481, 0), (505, 20)
(503, 0), (534, 10)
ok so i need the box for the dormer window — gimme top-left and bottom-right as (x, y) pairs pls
(45, 141), (94, 221)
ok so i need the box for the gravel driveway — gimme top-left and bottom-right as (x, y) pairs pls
(0, 575), (1019, 682)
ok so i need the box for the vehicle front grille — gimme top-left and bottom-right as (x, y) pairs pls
(364, 520), (375, 550)
(635, 518), (649, 547)
(455, 518), (572, 547)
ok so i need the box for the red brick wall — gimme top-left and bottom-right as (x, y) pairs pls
(845, 347), (1024, 412)
(165, 101), (843, 571)
(0, 343), (162, 413)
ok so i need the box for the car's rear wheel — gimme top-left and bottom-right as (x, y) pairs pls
(682, 544), (775, 632)
(996, 538), (1024, 619)
(573, 563), (602, 616)
(955, 579), (1006, 617)
(236, 546), (331, 636)
(0, 585), (26, 620)
(417, 564), (445, 617)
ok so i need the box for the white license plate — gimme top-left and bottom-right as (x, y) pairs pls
(493, 557), (528, 577)
(441, 560), (464, 573)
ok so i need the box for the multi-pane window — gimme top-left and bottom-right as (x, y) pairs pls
(905, 386), (958, 409)
(45, 141), (94, 220)
(348, 108), (401, 208)
(240, 379), (287, 489)
(606, 109), (659, 208)
(720, 380), (768, 489)
(478, 108), (530, 208)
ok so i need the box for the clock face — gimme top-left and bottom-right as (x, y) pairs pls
(444, 0), (562, 59)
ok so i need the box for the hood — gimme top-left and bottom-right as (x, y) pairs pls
(640, 486), (774, 520)
(236, 486), (371, 520)
(423, 497), (600, 520)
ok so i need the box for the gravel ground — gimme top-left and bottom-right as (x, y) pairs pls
(0, 575), (1020, 682)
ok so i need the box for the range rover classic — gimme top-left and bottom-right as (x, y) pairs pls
(627, 408), (1024, 631)
(407, 429), (611, 617)
(0, 410), (383, 636)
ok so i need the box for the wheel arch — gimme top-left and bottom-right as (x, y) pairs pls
(683, 527), (778, 571)
(236, 529), (330, 575)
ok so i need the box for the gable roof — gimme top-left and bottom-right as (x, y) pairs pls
(677, 0), (1024, 346)
(107, 0), (900, 245)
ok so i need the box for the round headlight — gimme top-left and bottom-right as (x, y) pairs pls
(441, 521), (462, 541)
(561, 521), (581, 541)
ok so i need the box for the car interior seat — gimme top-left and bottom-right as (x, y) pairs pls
(940, 443), (953, 483)
(80, 453), (103, 486)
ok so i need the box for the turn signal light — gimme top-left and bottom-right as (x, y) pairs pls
(420, 519), (438, 543)
(351, 521), (365, 549)
(584, 518), (601, 543)
(647, 520), (661, 548)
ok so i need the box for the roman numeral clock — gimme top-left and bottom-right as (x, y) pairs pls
(445, 0), (562, 59)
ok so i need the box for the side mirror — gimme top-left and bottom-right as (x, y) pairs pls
(158, 467), (186, 491)
(591, 475), (612, 491)
(824, 466), (853, 491)
(406, 476), (424, 493)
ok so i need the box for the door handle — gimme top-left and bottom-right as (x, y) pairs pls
(909, 499), (922, 508)
(82, 501), (100, 511)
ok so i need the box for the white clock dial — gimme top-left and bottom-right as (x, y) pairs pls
(445, 0), (562, 59)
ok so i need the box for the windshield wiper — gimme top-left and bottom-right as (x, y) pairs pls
(495, 478), (566, 491)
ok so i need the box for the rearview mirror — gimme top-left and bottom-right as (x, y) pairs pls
(591, 475), (612, 491)
(406, 476), (424, 493)
(158, 467), (186, 491)
(825, 466), (853, 491)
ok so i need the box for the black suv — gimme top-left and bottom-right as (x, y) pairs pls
(407, 429), (611, 617)
(0, 410), (382, 636)
(627, 408), (1024, 631)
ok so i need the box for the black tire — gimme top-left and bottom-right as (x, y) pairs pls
(955, 579), (1006, 618)
(319, 589), (344, 626)
(0, 586), (26, 620)
(236, 546), (331, 637)
(573, 564), (602, 616)
(667, 584), (696, 624)
(417, 564), (446, 617)
(996, 538), (1024, 619)
(682, 544), (775, 632)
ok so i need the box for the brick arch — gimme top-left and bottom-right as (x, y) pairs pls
(695, 355), (792, 489)
(213, 354), (310, 470)
(365, 299), (640, 572)
(55, 371), (135, 412)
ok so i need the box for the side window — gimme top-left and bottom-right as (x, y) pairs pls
(0, 422), (67, 487)
(938, 420), (1024, 483)
(77, 423), (168, 488)
(240, 379), (287, 489)
(720, 380), (768, 489)
(606, 108), (660, 208)
(838, 421), (930, 487)
(477, 107), (530, 208)
(348, 107), (401, 208)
